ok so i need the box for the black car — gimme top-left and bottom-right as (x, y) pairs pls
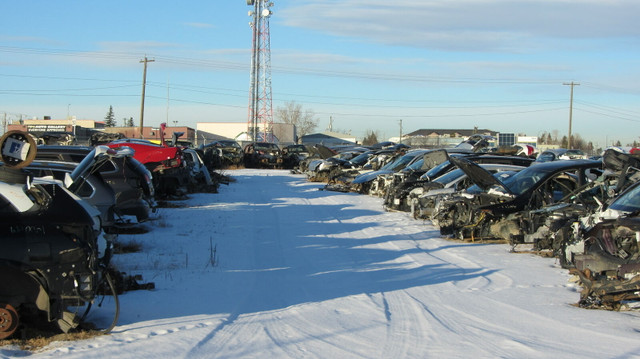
(35, 145), (155, 222)
(199, 140), (243, 169)
(431, 157), (602, 241)
(243, 142), (283, 168)
(0, 140), (120, 337)
(281, 144), (311, 169)
(384, 151), (534, 212)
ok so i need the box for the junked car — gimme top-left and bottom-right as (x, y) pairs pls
(281, 144), (311, 169)
(350, 149), (425, 195)
(106, 138), (190, 198)
(430, 157), (602, 241)
(183, 148), (215, 193)
(199, 139), (243, 169)
(35, 145), (156, 223)
(0, 132), (119, 338)
(534, 148), (588, 163)
(243, 142), (283, 168)
(306, 148), (369, 182)
(558, 181), (640, 309)
(410, 164), (525, 220)
(384, 152), (534, 212)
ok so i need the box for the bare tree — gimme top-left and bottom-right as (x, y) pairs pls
(274, 101), (318, 139)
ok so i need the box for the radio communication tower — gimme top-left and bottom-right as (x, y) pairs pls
(246, 0), (274, 142)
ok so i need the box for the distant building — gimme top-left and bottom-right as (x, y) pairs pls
(8, 117), (223, 147)
(402, 128), (498, 148)
(401, 128), (537, 149)
(300, 131), (357, 146)
(8, 117), (105, 145)
(102, 126), (226, 147)
(197, 121), (297, 146)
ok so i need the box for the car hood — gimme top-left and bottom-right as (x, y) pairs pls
(450, 156), (513, 194)
(420, 149), (450, 171)
(351, 170), (394, 184)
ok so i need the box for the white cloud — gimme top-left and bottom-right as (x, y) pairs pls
(279, 0), (640, 52)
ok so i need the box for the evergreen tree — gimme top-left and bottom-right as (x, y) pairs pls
(561, 136), (568, 148)
(104, 106), (117, 127)
(362, 130), (379, 146)
(123, 117), (134, 127)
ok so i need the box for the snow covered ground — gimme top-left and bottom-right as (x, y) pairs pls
(3, 169), (640, 358)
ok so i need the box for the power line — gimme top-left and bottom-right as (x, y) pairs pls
(0, 45), (581, 85)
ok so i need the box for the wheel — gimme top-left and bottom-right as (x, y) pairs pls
(0, 303), (19, 339)
(0, 130), (37, 169)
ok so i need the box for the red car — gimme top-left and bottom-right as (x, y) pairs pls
(106, 138), (190, 197)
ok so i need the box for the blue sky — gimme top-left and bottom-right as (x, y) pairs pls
(1, 0), (639, 147)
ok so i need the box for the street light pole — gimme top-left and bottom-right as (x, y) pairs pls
(563, 81), (579, 149)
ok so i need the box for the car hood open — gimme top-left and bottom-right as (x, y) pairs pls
(450, 156), (513, 194)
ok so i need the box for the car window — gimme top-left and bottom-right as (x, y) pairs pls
(536, 152), (556, 162)
(610, 184), (640, 213)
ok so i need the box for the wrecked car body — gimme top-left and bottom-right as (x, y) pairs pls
(243, 142), (283, 169)
(384, 152), (533, 212)
(106, 138), (190, 198)
(505, 149), (638, 252)
(350, 149), (424, 195)
(35, 145), (156, 223)
(410, 164), (525, 220)
(295, 145), (337, 173)
(0, 177), (118, 338)
(306, 149), (369, 183)
(199, 139), (243, 169)
(551, 173), (640, 308)
(281, 144), (311, 169)
(183, 148), (216, 193)
(430, 157), (602, 241)
(0, 132), (119, 338)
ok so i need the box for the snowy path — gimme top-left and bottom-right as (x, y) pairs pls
(5, 169), (640, 358)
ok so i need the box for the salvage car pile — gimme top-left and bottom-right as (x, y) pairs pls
(0, 131), (221, 340)
(296, 138), (640, 310)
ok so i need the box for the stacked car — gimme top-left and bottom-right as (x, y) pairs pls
(0, 133), (121, 338)
(0, 130), (223, 339)
(243, 142), (283, 169)
(298, 139), (640, 309)
(198, 140), (243, 169)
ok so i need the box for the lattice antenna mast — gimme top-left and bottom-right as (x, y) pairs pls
(247, 0), (274, 143)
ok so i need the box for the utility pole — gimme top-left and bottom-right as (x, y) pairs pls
(139, 56), (155, 138)
(399, 119), (403, 144)
(563, 81), (579, 149)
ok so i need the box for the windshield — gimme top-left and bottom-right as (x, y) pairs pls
(498, 165), (555, 196)
(406, 158), (424, 171)
(433, 168), (464, 184)
(349, 152), (373, 166)
(254, 143), (279, 151)
(379, 152), (423, 172)
(218, 141), (241, 149)
(467, 171), (520, 194)
(379, 155), (404, 171)
(391, 153), (420, 170)
(420, 160), (453, 180)
(609, 183), (640, 213)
